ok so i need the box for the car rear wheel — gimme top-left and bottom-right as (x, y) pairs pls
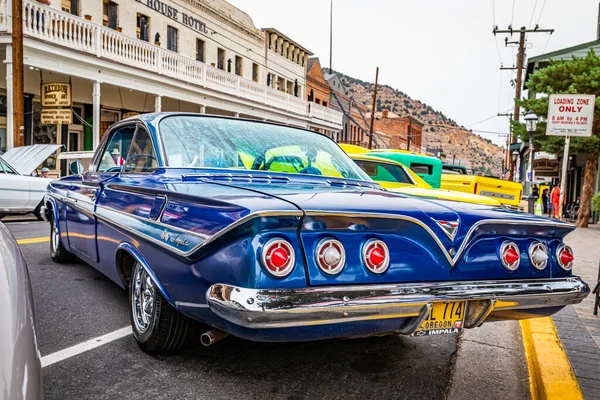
(130, 262), (198, 353)
(50, 213), (76, 263)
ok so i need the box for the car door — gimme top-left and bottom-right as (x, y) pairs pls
(0, 157), (30, 211)
(65, 125), (135, 262)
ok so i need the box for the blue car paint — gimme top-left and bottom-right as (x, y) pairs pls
(46, 113), (578, 342)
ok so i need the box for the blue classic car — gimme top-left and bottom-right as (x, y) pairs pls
(43, 113), (589, 353)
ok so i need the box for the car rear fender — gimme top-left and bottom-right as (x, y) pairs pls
(116, 242), (175, 307)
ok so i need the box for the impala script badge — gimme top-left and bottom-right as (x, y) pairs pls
(161, 230), (189, 247)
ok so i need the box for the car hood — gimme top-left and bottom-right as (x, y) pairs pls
(1, 144), (62, 175)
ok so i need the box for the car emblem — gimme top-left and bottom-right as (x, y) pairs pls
(434, 220), (460, 241)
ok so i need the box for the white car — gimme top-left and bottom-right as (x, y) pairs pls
(0, 144), (62, 220)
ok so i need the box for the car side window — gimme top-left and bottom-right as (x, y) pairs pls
(410, 163), (433, 175)
(123, 127), (158, 173)
(97, 126), (136, 173)
(0, 158), (16, 174)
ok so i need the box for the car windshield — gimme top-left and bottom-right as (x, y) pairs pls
(353, 159), (413, 184)
(159, 116), (370, 181)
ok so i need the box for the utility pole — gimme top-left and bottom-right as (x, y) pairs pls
(329, 0), (333, 73)
(368, 67), (379, 150)
(493, 25), (554, 179)
(498, 112), (513, 179)
(406, 118), (412, 151)
(12, 0), (24, 147)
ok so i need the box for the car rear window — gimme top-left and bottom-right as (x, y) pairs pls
(353, 159), (412, 184)
(410, 163), (433, 175)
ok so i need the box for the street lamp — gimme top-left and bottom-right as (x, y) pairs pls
(524, 110), (539, 214)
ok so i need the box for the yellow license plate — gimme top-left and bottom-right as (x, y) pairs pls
(413, 301), (465, 337)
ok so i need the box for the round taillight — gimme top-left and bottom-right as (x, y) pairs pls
(315, 238), (346, 275)
(362, 239), (390, 274)
(500, 241), (520, 271)
(528, 241), (549, 270)
(556, 244), (574, 271)
(262, 238), (295, 277)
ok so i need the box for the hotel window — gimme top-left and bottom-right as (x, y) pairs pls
(61, 0), (79, 15)
(252, 63), (259, 82)
(235, 56), (242, 76)
(102, 0), (118, 30)
(217, 48), (225, 70)
(167, 26), (178, 52)
(136, 13), (150, 42)
(196, 39), (205, 62)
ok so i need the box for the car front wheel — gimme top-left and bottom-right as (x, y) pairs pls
(130, 262), (198, 353)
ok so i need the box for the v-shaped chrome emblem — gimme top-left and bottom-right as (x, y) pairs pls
(434, 220), (460, 241)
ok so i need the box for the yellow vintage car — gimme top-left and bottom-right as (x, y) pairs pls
(339, 144), (502, 207)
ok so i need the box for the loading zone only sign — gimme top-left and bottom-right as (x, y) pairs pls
(546, 94), (595, 137)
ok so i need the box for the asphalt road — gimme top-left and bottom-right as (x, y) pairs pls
(5, 219), (530, 400)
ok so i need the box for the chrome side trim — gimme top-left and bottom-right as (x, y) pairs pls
(304, 211), (574, 267)
(206, 277), (589, 329)
(96, 207), (303, 257)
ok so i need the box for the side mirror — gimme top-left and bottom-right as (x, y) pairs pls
(69, 160), (84, 175)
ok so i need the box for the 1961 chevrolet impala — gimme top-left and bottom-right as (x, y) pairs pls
(43, 114), (589, 354)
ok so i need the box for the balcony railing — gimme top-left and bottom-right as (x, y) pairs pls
(15, 0), (341, 127)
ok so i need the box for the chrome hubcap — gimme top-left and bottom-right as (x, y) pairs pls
(132, 265), (155, 334)
(51, 223), (59, 254)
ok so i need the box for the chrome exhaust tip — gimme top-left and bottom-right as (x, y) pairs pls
(200, 329), (230, 347)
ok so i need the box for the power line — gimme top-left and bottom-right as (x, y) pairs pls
(465, 114), (499, 127)
(511, 0), (516, 26)
(528, 0), (539, 28)
(536, 0), (548, 25)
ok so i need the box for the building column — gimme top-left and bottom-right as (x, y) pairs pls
(154, 94), (162, 113)
(199, 104), (206, 114)
(5, 44), (13, 151)
(234, 112), (239, 118)
(92, 81), (101, 150)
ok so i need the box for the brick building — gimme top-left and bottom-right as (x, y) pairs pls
(368, 110), (423, 152)
(306, 58), (330, 107)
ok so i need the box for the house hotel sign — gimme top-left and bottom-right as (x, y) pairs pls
(41, 83), (72, 107)
(136, 0), (210, 34)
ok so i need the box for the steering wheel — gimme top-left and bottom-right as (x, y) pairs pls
(125, 154), (157, 171)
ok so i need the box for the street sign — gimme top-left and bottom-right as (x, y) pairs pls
(527, 171), (533, 182)
(546, 94), (595, 137)
(40, 109), (72, 125)
(41, 83), (72, 107)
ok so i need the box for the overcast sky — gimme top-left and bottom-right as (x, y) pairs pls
(228, 0), (599, 146)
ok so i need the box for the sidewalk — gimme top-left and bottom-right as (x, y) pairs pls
(553, 226), (600, 399)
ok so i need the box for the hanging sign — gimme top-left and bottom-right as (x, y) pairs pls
(40, 109), (73, 125)
(546, 94), (595, 137)
(41, 83), (72, 107)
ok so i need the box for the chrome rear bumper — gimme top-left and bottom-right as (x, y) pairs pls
(206, 277), (589, 331)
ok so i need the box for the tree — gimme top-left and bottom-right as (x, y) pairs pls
(516, 50), (600, 228)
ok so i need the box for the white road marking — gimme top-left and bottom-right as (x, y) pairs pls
(41, 326), (132, 368)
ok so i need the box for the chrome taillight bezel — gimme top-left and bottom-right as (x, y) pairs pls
(261, 238), (295, 278)
(362, 239), (390, 274)
(528, 241), (549, 271)
(315, 238), (346, 275)
(556, 243), (574, 271)
(500, 241), (520, 271)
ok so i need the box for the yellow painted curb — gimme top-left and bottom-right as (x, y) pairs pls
(521, 317), (583, 400)
(17, 237), (50, 245)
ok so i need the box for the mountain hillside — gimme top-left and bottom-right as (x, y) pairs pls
(336, 73), (504, 176)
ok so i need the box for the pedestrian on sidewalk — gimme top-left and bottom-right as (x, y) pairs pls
(542, 188), (549, 216)
(551, 182), (561, 220)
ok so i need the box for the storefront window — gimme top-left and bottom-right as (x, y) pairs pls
(101, 109), (121, 138)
